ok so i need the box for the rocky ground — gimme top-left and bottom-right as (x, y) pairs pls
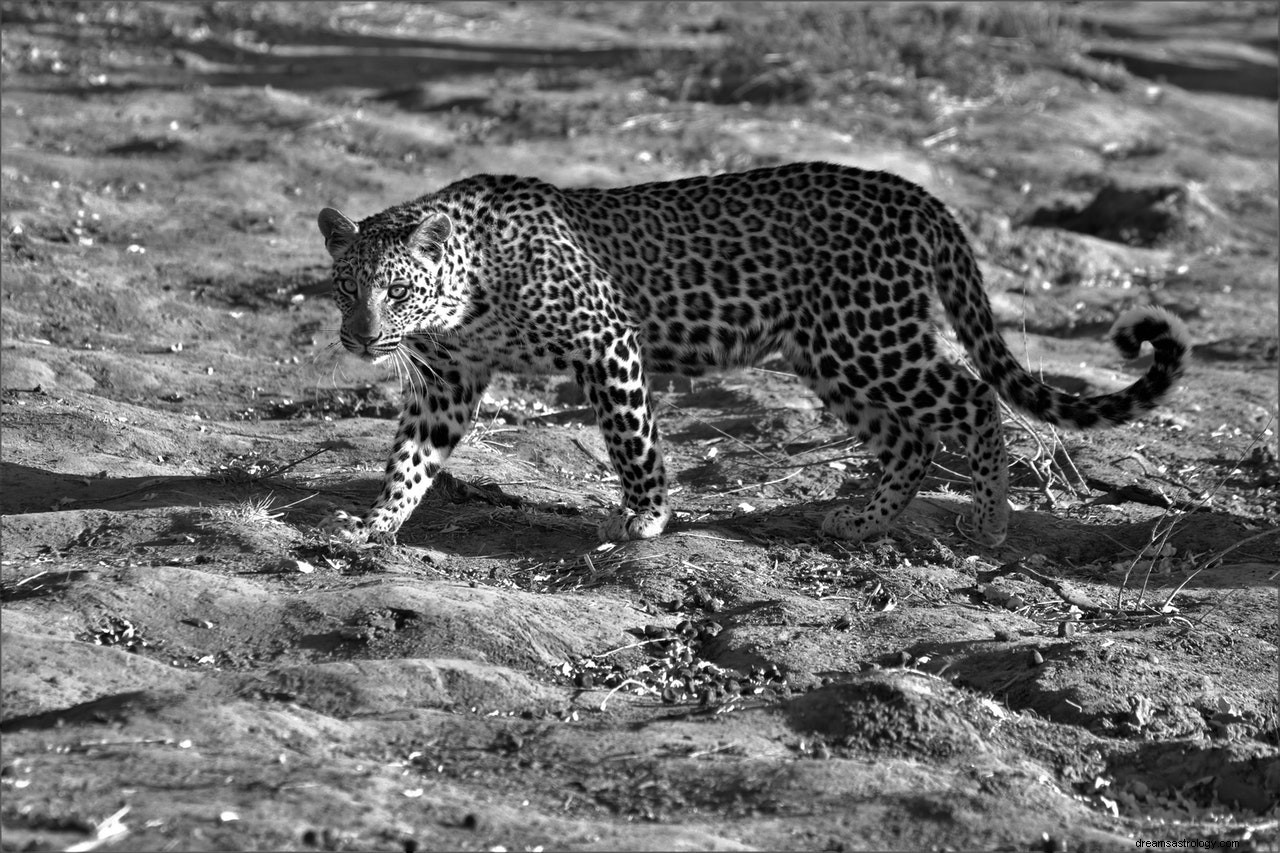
(1, 2), (1277, 851)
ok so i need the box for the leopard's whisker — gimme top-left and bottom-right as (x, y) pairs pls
(400, 343), (453, 392)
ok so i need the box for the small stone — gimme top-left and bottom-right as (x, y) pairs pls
(272, 557), (314, 574)
(1029, 649), (1045, 666)
(1040, 833), (1067, 853)
(1058, 621), (1076, 638)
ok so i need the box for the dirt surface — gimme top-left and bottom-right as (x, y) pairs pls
(2, 2), (1278, 851)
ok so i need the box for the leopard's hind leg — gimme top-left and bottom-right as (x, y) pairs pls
(791, 354), (936, 540)
(818, 399), (940, 541)
(917, 360), (1010, 546)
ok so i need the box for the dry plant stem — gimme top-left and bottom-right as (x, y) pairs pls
(260, 492), (319, 515)
(1123, 511), (1181, 611)
(744, 443), (864, 471)
(64, 805), (130, 853)
(571, 437), (611, 468)
(747, 366), (800, 380)
(595, 638), (677, 658)
(927, 459), (976, 489)
(717, 467), (804, 495)
(1157, 565), (1205, 613)
(675, 533), (748, 543)
(253, 447), (331, 481)
(599, 677), (655, 711)
(1003, 404), (1080, 499)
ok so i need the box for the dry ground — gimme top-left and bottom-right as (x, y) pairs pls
(1, 2), (1277, 851)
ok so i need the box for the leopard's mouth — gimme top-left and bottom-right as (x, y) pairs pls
(342, 333), (401, 362)
(342, 342), (397, 364)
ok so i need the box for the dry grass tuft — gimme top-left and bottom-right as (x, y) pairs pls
(202, 493), (312, 530)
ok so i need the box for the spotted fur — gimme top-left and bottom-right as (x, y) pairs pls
(317, 162), (1190, 546)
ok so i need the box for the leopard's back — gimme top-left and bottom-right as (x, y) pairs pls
(554, 162), (948, 372)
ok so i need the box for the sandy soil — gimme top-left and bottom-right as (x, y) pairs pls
(1, 2), (1277, 850)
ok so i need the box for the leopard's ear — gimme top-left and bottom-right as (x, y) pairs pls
(318, 208), (358, 260)
(408, 212), (452, 264)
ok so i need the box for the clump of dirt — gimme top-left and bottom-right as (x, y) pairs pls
(1, 2), (1277, 851)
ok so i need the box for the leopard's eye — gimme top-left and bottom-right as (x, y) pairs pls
(335, 278), (357, 296)
(387, 282), (411, 301)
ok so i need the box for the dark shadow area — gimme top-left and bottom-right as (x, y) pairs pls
(0, 462), (101, 515)
(1107, 740), (1278, 813)
(1, 462), (230, 515)
(0, 690), (158, 731)
(1084, 44), (1278, 100)
(4, 7), (656, 94)
(1023, 183), (1198, 248)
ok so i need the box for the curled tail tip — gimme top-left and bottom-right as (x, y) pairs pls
(1110, 306), (1193, 361)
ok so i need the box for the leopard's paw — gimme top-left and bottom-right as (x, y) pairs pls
(319, 510), (369, 543)
(820, 507), (890, 542)
(957, 512), (1007, 547)
(598, 507), (669, 542)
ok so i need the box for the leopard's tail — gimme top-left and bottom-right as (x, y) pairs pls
(933, 210), (1191, 429)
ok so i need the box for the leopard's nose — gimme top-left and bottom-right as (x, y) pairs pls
(353, 333), (379, 347)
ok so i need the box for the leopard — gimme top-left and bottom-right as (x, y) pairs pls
(316, 161), (1190, 547)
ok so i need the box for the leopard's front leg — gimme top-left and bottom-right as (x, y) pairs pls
(575, 329), (672, 541)
(323, 348), (490, 544)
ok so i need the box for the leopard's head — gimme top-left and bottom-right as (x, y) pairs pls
(317, 207), (463, 361)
